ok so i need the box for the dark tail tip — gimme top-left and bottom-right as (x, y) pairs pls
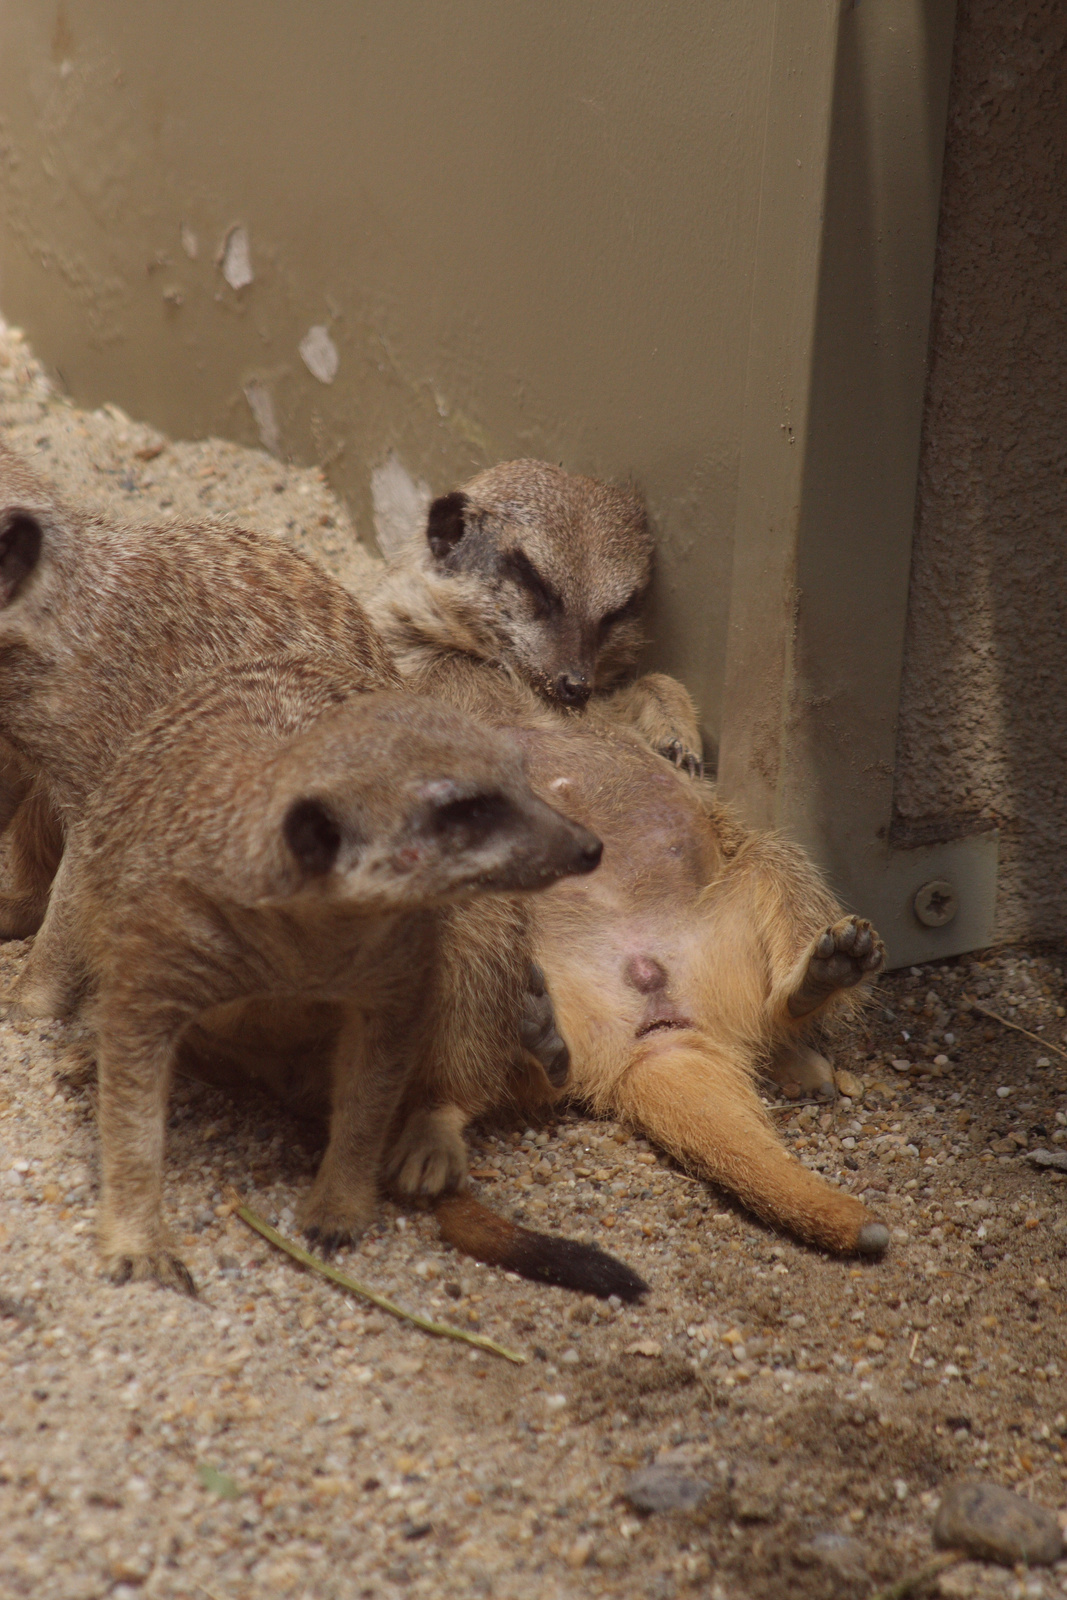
(435, 1194), (648, 1303)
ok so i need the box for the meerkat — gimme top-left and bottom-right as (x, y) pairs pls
(29, 660), (643, 1293)
(370, 458), (704, 773)
(0, 444), (559, 1077)
(325, 462), (890, 1255)
(0, 447), (645, 1297)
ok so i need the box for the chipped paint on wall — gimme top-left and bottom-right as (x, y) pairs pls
(299, 325), (339, 385)
(370, 451), (431, 561)
(220, 225), (253, 291)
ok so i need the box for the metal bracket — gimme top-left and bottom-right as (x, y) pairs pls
(857, 830), (999, 970)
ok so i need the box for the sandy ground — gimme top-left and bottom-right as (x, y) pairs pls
(0, 322), (1066, 1600)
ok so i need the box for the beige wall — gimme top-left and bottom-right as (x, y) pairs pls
(0, 0), (778, 743)
(894, 0), (1067, 942)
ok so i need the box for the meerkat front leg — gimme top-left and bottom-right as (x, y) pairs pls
(300, 1004), (420, 1253)
(596, 673), (704, 777)
(95, 998), (196, 1295)
(778, 916), (886, 1021)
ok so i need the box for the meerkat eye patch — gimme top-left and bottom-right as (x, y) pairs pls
(429, 790), (514, 850)
(598, 590), (644, 637)
(0, 512), (43, 606)
(426, 491), (469, 563)
(499, 549), (561, 621)
(283, 796), (344, 876)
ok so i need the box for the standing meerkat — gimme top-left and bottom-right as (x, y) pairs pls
(0, 446), (646, 1298)
(0, 444), (556, 1080)
(31, 661), (615, 1292)
(350, 462), (889, 1256)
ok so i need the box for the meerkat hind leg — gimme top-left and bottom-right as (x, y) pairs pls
(0, 790), (61, 940)
(8, 863), (90, 1023)
(766, 1039), (837, 1102)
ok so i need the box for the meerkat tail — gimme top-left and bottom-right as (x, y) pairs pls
(434, 1194), (648, 1303)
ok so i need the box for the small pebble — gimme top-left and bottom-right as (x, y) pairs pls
(933, 1481), (1064, 1567)
(1027, 1148), (1067, 1172)
(624, 1464), (711, 1514)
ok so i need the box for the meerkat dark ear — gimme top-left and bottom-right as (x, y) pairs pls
(426, 491), (469, 563)
(283, 797), (343, 876)
(0, 512), (44, 607)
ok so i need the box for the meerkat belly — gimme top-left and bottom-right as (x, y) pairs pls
(517, 725), (713, 1050)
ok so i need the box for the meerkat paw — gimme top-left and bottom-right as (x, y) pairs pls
(519, 963), (570, 1088)
(299, 1186), (376, 1256)
(386, 1104), (468, 1198)
(104, 1250), (197, 1296)
(658, 738), (704, 780)
(787, 916), (886, 1018)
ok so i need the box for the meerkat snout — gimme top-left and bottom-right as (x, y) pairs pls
(554, 670), (592, 708)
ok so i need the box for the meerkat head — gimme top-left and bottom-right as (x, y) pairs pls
(269, 690), (602, 912)
(424, 460), (652, 708)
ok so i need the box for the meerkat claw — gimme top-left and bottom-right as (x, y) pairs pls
(106, 1252), (197, 1296)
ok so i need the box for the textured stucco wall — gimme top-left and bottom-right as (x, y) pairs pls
(893, 0), (1067, 942)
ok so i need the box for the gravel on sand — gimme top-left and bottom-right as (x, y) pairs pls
(1, 320), (1066, 1599)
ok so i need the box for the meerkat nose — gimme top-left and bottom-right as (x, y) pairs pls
(555, 672), (592, 707)
(577, 834), (603, 872)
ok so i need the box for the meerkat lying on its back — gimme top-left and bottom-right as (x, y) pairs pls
(31, 662), (608, 1292)
(356, 465), (890, 1256)
(371, 458), (703, 773)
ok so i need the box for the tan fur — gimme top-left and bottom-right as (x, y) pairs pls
(516, 725), (886, 1253)
(29, 662), (600, 1290)
(0, 444), (647, 1296)
(370, 458), (703, 769)
(0, 441), (397, 941)
(353, 463), (890, 1255)
(0, 442), (556, 1128)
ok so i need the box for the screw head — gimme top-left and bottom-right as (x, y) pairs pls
(913, 879), (958, 928)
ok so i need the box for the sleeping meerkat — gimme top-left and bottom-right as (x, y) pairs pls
(29, 661), (622, 1292)
(370, 458), (704, 774)
(356, 463), (890, 1256)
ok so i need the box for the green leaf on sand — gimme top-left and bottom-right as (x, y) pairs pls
(196, 1463), (241, 1499)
